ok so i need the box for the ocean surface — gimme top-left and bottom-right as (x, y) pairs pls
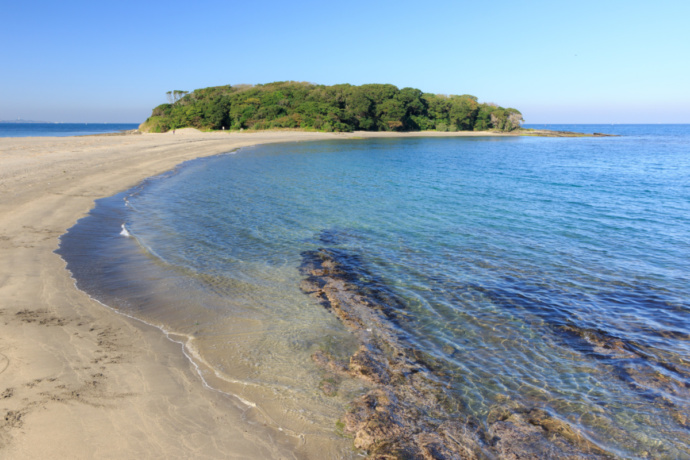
(0, 122), (139, 137)
(58, 125), (690, 458)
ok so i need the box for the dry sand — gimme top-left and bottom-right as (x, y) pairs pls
(0, 129), (508, 459)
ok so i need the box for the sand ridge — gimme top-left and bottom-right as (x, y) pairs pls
(0, 129), (509, 459)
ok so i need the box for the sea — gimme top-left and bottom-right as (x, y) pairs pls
(0, 122), (139, 137)
(57, 125), (690, 458)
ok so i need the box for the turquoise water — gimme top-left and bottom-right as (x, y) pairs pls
(0, 122), (139, 137)
(60, 125), (690, 458)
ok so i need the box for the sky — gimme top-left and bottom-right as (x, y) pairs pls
(1, 0), (689, 123)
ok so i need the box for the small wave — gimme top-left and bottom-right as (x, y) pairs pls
(56, 229), (307, 441)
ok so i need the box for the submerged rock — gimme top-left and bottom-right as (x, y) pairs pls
(301, 247), (614, 459)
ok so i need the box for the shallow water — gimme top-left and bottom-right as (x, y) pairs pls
(59, 125), (690, 458)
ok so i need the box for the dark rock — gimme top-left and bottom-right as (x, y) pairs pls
(300, 246), (613, 459)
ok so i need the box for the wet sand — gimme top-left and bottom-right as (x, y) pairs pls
(0, 129), (512, 459)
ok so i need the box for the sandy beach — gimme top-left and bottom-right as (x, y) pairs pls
(0, 129), (513, 459)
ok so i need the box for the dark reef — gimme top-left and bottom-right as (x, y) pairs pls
(300, 246), (613, 459)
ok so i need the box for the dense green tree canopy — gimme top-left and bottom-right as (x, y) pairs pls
(140, 82), (523, 133)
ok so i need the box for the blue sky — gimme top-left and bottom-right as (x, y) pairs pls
(2, 0), (688, 123)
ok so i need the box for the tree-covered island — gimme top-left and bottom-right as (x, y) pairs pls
(139, 81), (524, 133)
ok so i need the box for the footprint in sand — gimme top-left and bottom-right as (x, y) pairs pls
(0, 353), (8, 376)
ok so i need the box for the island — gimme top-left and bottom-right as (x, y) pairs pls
(139, 81), (525, 134)
(0, 119), (52, 124)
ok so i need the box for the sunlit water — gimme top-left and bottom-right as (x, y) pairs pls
(59, 125), (690, 458)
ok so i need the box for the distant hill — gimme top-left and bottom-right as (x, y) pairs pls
(0, 119), (52, 124)
(140, 81), (523, 133)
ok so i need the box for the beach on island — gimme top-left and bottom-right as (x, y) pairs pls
(0, 129), (515, 459)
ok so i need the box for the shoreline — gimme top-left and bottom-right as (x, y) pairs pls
(133, 127), (615, 138)
(0, 128), (605, 458)
(0, 130), (360, 458)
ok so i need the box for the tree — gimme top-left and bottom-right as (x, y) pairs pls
(448, 95), (479, 131)
(166, 90), (189, 104)
(141, 82), (522, 133)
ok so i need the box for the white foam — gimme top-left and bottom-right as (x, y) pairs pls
(54, 145), (304, 439)
(67, 274), (250, 405)
(57, 253), (308, 439)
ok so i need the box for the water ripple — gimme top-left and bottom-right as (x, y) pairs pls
(63, 127), (690, 458)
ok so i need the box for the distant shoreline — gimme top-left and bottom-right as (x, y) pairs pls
(0, 121), (620, 138)
(0, 121), (140, 124)
(517, 128), (618, 137)
(117, 126), (619, 138)
(0, 120), (53, 124)
(0, 122), (141, 138)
